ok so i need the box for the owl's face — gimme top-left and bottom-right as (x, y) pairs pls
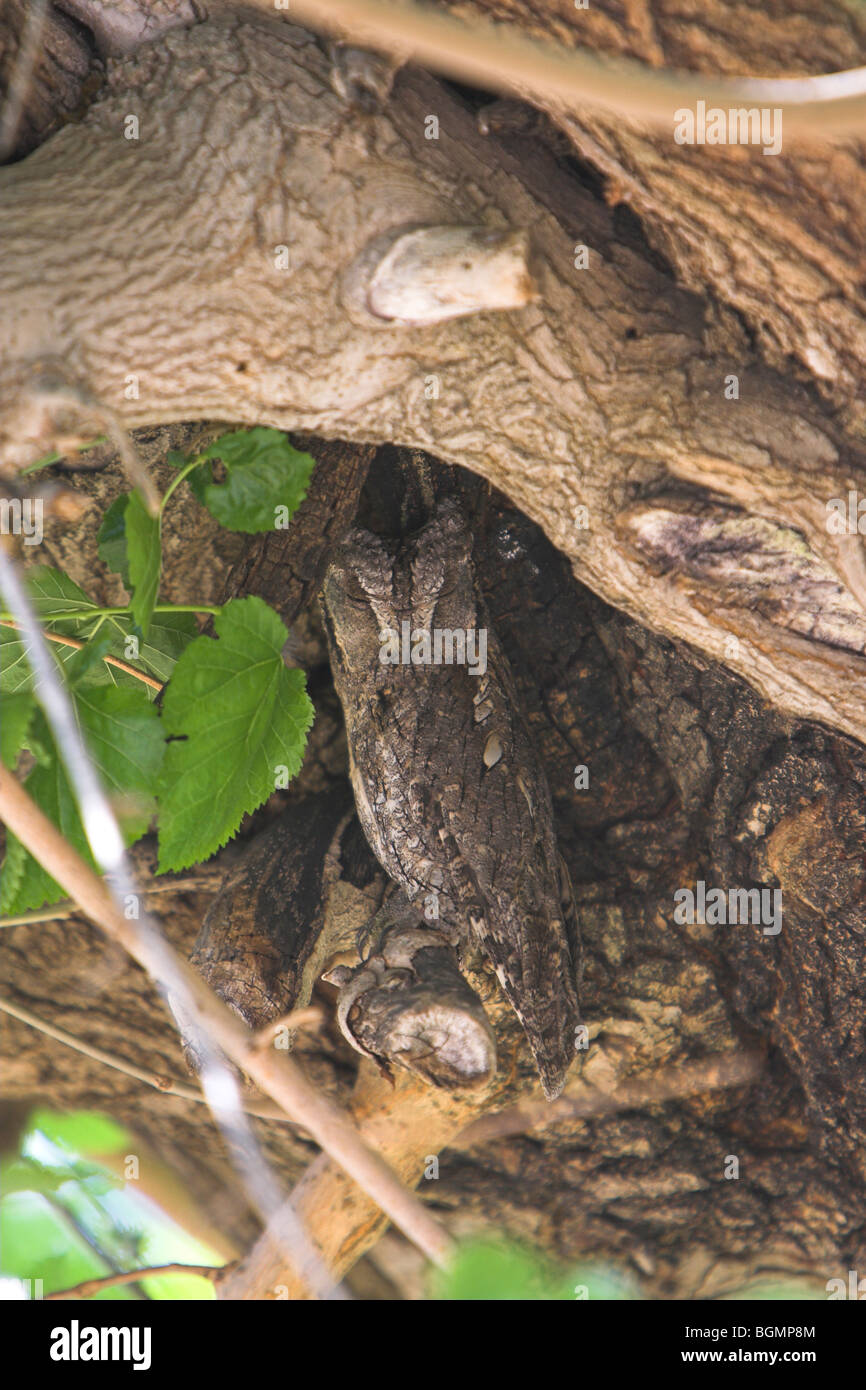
(322, 500), (479, 676)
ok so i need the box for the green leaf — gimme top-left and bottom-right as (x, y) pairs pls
(0, 688), (165, 913)
(65, 635), (114, 686)
(137, 610), (198, 683)
(22, 566), (101, 633)
(74, 687), (165, 800)
(1, 715), (88, 913)
(433, 1241), (565, 1301)
(157, 597), (314, 872)
(97, 494), (131, 586)
(20, 435), (108, 477)
(0, 1190), (137, 1300)
(0, 628), (85, 695)
(0, 692), (35, 768)
(124, 492), (161, 637)
(0, 1158), (77, 1197)
(190, 428), (314, 533)
(0, 623), (166, 699)
(27, 1108), (130, 1155)
(432, 1239), (639, 1301)
(0, 829), (28, 910)
(0, 566), (196, 696)
(0, 569), (107, 694)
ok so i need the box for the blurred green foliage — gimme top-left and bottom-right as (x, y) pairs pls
(0, 1110), (831, 1301)
(0, 1107), (223, 1300)
(430, 1235), (826, 1301)
(431, 1237), (638, 1301)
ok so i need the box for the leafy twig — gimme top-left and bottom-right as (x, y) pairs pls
(0, 618), (163, 692)
(0, 543), (338, 1299)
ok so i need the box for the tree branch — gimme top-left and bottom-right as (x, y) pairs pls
(2, 17), (864, 743)
(216, 1065), (481, 1300)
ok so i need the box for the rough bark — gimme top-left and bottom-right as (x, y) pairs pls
(454, 0), (866, 429)
(2, 13), (866, 747)
(190, 792), (384, 1035)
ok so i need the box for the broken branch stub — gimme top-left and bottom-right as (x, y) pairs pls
(361, 225), (537, 326)
(326, 895), (497, 1092)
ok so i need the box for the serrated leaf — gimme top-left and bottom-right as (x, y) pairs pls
(190, 428), (314, 533)
(0, 689), (165, 913)
(1, 822), (27, 908)
(156, 597), (314, 872)
(0, 569), (104, 694)
(124, 492), (161, 638)
(1, 716), (88, 913)
(75, 685), (165, 800)
(0, 692), (36, 768)
(97, 495), (131, 586)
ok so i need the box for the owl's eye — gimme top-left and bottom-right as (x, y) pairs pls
(330, 565), (374, 604)
(344, 578), (374, 605)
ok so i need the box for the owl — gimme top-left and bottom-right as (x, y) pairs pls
(321, 497), (580, 1099)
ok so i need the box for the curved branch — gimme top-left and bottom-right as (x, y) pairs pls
(217, 1065), (482, 1300)
(238, 0), (866, 135)
(2, 18), (864, 743)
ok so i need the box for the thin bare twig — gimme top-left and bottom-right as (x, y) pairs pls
(0, 994), (292, 1123)
(251, 1007), (325, 1047)
(0, 619), (163, 692)
(0, 876), (217, 927)
(45, 1263), (229, 1300)
(241, 0), (866, 136)
(25, 379), (160, 514)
